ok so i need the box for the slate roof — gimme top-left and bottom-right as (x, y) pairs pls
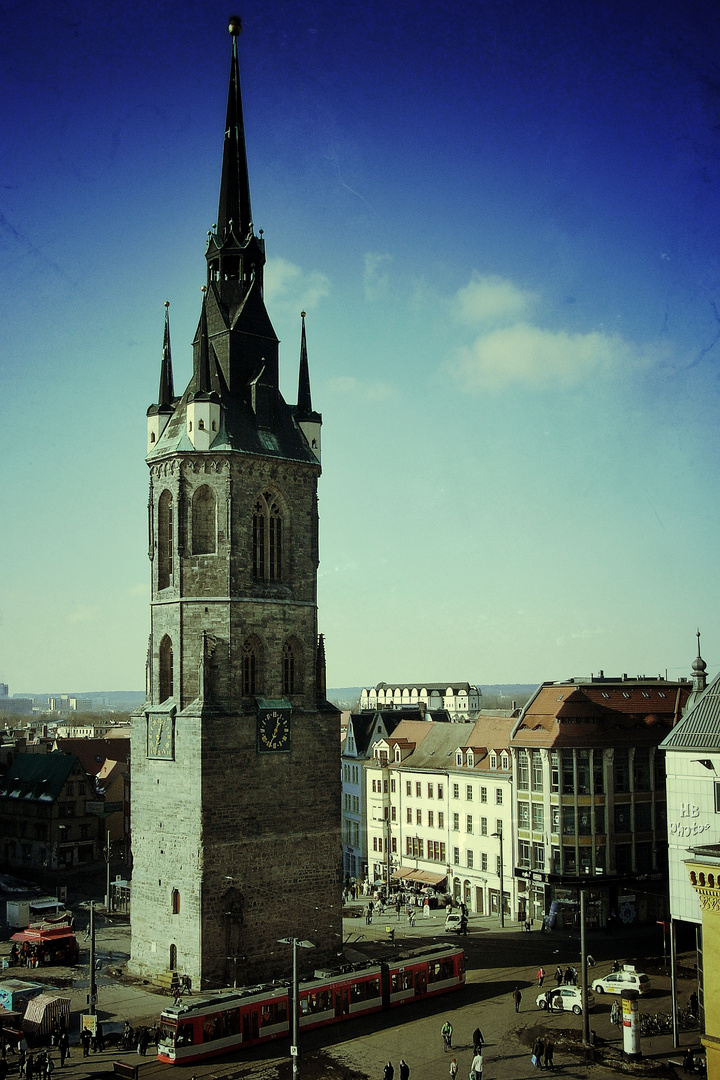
(660, 670), (720, 750)
(387, 721), (474, 769)
(0, 752), (78, 803)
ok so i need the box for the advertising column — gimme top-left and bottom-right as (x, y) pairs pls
(622, 989), (641, 1061)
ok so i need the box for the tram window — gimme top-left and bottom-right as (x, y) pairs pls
(176, 1023), (194, 1046)
(302, 991), (331, 1015)
(391, 971), (413, 992)
(428, 959), (454, 983)
(260, 1000), (287, 1027)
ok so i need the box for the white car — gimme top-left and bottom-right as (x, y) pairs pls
(444, 912), (466, 933)
(537, 986), (595, 1015)
(591, 969), (651, 996)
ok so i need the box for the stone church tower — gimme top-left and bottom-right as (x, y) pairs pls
(129, 18), (342, 989)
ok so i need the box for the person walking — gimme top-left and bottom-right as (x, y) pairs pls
(44, 1055), (54, 1080)
(537, 966), (546, 987)
(543, 1038), (554, 1070)
(470, 1051), (483, 1080)
(564, 966), (573, 984)
(554, 966), (563, 987)
(449, 1059), (458, 1080)
(472, 1027), (484, 1054)
(512, 986), (522, 1012)
(610, 1000), (620, 1027)
(80, 1031), (91, 1059)
(383, 1062), (394, 1080)
(532, 1037), (544, 1069)
(441, 1020), (453, 1052)
(399, 1059), (409, 1080)
(25, 1054), (34, 1080)
(58, 1034), (69, 1069)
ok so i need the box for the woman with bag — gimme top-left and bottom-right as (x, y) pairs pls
(470, 1050), (483, 1080)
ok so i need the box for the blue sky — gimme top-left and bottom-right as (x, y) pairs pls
(2, 0), (720, 692)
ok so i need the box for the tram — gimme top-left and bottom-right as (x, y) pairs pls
(157, 944), (465, 1064)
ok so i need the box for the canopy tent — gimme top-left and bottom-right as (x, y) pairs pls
(391, 867), (446, 886)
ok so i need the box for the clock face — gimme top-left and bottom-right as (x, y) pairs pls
(147, 714), (174, 759)
(258, 709), (291, 752)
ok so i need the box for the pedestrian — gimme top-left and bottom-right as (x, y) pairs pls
(532, 1037), (544, 1069)
(564, 966), (573, 984)
(543, 1038), (554, 1070)
(461, 915), (468, 935)
(472, 1027), (484, 1054)
(383, 1062), (394, 1080)
(25, 1054), (34, 1080)
(399, 1059), (409, 1080)
(80, 1031), (91, 1059)
(137, 1029), (149, 1057)
(537, 966), (546, 987)
(571, 967), (578, 985)
(58, 1034), (69, 1069)
(470, 1051), (483, 1080)
(683, 1050), (695, 1075)
(554, 966), (563, 986)
(44, 1055), (54, 1080)
(512, 986), (522, 1012)
(689, 991), (699, 1017)
(610, 1000), (620, 1026)
(449, 1059), (458, 1080)
(441, 1020), (453, 1052)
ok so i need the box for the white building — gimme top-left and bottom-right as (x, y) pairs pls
(360, 682), (482, 719)
(364, 717), (516, 918)
(660, 653), (720, 927)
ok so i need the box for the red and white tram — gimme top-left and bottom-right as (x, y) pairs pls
(157, 945), (465, 1064)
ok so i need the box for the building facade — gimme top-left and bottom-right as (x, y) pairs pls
(129, 21), (341, 989)
(510, 674), (691, 930)
(360, 683), (482, 718)
(364, 718), (516, 918)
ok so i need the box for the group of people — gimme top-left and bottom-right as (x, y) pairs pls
(8, 943), (43, 969)
(437, 1019), (486, 1080)
(531, 1035), (555, 1069)
(382, 1058), (410, 1080)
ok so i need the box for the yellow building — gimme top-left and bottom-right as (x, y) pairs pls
(687, 844), (720, 1080)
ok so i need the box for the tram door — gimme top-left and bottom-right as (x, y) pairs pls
(414, 968), (427, 996)
(335, 987), (350, 1018)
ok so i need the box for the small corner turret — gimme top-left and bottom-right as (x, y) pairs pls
(295, 311), (322, 463)
(186, 287), (222, 450)
(146, 301), (176, 454)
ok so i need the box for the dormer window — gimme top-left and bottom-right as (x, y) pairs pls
(466, 750), (475, 767)
(501, 752), (509, 770)
(456, 751), (463, 766)
(489, 751), (497, 769)
(395, 747), (401, 762)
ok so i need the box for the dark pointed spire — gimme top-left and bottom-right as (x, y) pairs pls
(692, 628), (708, 693)
(197, 287), (212, 394)
(158, 300), (175, 407)
(297, 311), (313, 418)
(217, 16), (252, 240)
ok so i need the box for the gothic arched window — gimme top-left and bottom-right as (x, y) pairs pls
(159, 635), (173, 703)
(253, 492), (284, 581)
(192, 485), (216, 555)
(158, 489), (173, 590)
(242, 638), (258, 697)
(282, 642), (295, 695)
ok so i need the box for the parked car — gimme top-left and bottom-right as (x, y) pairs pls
(537, 986), (595, 1015)
(444, 912), (464, 933)
(591, 968), (651, 996)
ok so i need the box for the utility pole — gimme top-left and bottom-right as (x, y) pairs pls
(580, 889), (590, 1047)
(89, 901), (97, 1016)
(493, 826), (505, 928)
(278, 937), (314, 1080)
(105, 829), (111, 911)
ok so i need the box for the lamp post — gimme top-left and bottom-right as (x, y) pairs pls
(278, 937), (314, 1080)
(492, 826), (505, 928)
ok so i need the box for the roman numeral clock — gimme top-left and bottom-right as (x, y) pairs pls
(256, 699), (291, 752)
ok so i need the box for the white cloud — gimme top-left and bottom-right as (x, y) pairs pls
(326, 375), (396, 402)
(453, 273), (537, 326)
(448, 273), (670, 390)
(364, 252), (393, 302)
(264, 256), (330, 311)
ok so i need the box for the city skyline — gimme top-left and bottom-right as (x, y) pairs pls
(2, 0), (720, 692)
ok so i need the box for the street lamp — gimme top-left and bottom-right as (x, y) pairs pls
(277, 936), (315, 1080)
(492, 826), (505, 928)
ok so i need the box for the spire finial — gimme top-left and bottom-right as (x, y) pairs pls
(228, 15), (241, 36)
